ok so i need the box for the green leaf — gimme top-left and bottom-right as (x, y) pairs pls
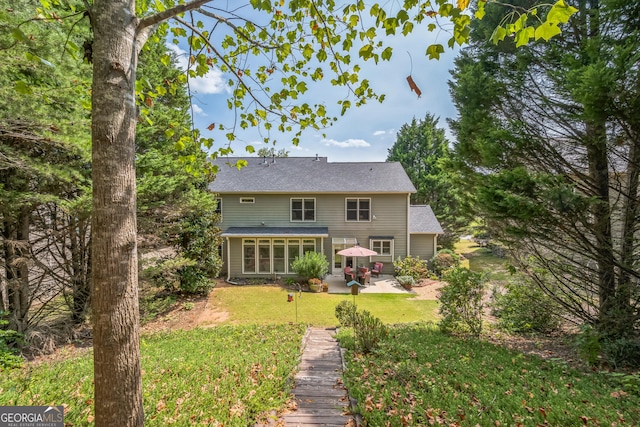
(11, 28), (29, 43)
(490, 26), (507, 44)
(515, 26), (535, 47)
(14, 81), (33, 95)
(426, 44), (445, 60)
(381, 47), (393, 61)
(474, 1), (485, 19)
(534, 22), (562, 41)
(547, 0), (578, 25)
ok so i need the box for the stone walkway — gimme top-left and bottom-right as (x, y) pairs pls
(282, 327), (355, 427)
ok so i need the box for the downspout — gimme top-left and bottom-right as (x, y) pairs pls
(406, 194), (411, 257)
(433, 233), (438, 257)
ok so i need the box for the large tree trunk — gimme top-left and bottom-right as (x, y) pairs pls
(91, 0), (143, 425)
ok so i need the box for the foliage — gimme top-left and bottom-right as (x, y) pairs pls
(574, 325), (603, 367)
(449, 0), (640, 342)
(335, 300), (357, 328)
(353, 310), (388, 354)
(602, 336), (640, 369)
(491, 280), (561, 334)
(290, 251), (329, 281)
(430, 249), (462, 277)
(395, 276), (415, 288)
(139, 293), (177, 324)
(0, 325), (306, 425)
(338, 323), (640, 426)
(393, 255), (430, 280)
(387, 114), (470, 247)
(438, 267), (486, 337)
(0, 316), (23, 370)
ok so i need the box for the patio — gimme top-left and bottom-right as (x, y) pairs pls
(325, 274), (415, 294)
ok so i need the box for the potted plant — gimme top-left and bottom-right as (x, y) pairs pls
(322, 282), (329, 292)
(396, 275), (415, 290)
(308, 278), (322, 292)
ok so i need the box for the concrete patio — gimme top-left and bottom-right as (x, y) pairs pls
(325, 273), (415, 295)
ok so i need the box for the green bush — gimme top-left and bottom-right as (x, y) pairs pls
(396, 276), (415, 287)
(575, 324), (602, 367)
(335, 300), (357, 327)
(438, 267), (486, 337)
(0, 315), (23, 370)
(290, 251), (329, 281)
(393, 256), (429, 280)
(430, 249), (461, 277)
(144, 255), (214, 294)
(354, 310), (388, 354)
(491, 280), (561, 334)
(602, 336), (640, 369)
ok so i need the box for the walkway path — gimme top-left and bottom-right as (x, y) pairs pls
(282, 327), (355, 427)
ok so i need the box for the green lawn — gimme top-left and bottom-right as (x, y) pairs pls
(0, 325), (306, 426)
(339, 323), (640, 426)
(456, 239), (512, 284)
(209, 285), (439, 326)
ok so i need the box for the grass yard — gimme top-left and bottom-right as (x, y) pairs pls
(338, 323), (640, 426)
(209, 285), (439, 326)
(0, 324), (306, 426)
(456, 239), (512, 284)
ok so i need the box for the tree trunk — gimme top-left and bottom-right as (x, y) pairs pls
(91, 0), (143, 425)
(3, 207), (31, 333)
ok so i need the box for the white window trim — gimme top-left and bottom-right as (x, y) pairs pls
(290, 197), (317, 222)
(370, 238), (394, 258)
(242, 238), (319, 274)
(240, 197), (255, 204)
(345, 197), (372, 222)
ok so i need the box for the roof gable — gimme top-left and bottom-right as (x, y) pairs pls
(409, 205), (444, 234)
(209, 156), (417, 194)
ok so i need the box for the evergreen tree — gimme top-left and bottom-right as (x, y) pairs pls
(387, 114), (468, 249)
(449, 0), (640, 345)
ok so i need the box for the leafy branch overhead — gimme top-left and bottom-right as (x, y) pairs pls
(25, 0), (576, 154)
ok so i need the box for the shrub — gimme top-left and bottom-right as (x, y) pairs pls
(430, 249), (462, 277)
(335, 300), (357, 327)
(144, 255), (214, 295)
(575, 324), (602, 367)
(0, 315), (23, 370)
(438, 267), (486, 337)
(396, 276), (415, 287)
(491, 280), (561, 334)
(354, 310), (388, 354)
(602, 336), (640, 369)
(393, 256), (429, 280)
(290, 251), (329, 281)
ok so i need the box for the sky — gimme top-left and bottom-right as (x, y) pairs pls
(168, 9), (461, 163)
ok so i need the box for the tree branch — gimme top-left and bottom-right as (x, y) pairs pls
(137, 0), (212, 31)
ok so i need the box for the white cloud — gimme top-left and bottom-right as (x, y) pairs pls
(322, 138), (371, 148)
(191, 104), (206, 116)
(166, 43), (227, 95)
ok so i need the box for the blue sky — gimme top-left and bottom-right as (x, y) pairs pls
(168, 13), (460, 163)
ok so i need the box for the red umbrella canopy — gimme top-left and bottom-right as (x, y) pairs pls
(337, 244), (378, 257)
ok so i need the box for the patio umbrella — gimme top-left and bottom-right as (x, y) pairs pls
(337, 244), (377, 271)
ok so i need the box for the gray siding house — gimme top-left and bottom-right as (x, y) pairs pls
(209, 156), (443, 279)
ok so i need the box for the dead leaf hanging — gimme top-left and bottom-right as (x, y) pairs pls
(406, 75), (422, 98)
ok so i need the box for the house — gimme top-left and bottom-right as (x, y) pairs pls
(209, 156), (443, 280)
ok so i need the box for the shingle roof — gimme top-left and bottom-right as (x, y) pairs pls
(221, 226), (329, 237)
(409, 205), (444, 234)
(209, 156), (416, 193)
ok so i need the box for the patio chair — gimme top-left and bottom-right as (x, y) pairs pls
(371, 262), (383, 277)
(344, 266), (355, 283)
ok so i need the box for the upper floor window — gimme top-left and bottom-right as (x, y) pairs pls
(346, 198), (370, 221)
(291, 198), (315, 222)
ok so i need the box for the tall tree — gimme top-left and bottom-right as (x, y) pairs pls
(387, 114), (468, 249)
(9, 0), (576, 424)
(449, 0), (640, 341)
